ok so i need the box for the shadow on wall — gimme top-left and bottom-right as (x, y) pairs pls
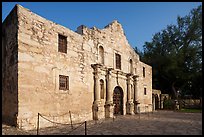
(2, 5), (19, 127)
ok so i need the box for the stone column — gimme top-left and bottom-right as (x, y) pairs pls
(133, 75), (140, 114)
(91, 64), (103, 120)
(126, 74), (134, 115)
(106, 68), (112, 104)
(152, 95), (155, 111)
(105, 68), (114, 118)
(160, 94), (163, 109)
(94, 72), (100, 103)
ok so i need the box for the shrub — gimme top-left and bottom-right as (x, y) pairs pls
(163, 99), (174, 110)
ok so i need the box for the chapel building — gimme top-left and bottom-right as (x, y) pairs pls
(2, 4), (152, 130)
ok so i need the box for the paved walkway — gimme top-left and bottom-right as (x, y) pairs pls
(2, 110), (202, 135)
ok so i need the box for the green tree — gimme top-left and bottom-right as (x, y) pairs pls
(141, 5), (202, 99)
(134, 46), (144, 61)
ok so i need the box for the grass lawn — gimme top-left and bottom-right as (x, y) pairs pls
(177, 108), (202, 113)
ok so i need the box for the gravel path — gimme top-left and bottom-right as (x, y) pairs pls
(2, 110), (202, 135)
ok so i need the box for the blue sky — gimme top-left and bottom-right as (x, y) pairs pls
(2, 2), (202, 52)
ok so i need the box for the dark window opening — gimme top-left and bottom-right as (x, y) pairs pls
(59, 75), (69, 90)
(144, 88), (147, 95)
(130, 59), (133, 74)
(115, 53), (121, 70)
(58, 34), (67, 53)
(143, 67), (145, 77)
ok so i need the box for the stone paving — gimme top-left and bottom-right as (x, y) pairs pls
(2, 110), (202, 135)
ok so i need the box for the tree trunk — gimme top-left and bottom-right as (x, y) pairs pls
(172, 82), (180, 110)
(171, 82), (178, 99)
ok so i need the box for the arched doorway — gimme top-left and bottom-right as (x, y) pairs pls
(113, 86), (123, 115)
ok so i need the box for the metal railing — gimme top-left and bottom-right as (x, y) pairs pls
(36, 110), (116, 135)
(36, 112), (87, 135)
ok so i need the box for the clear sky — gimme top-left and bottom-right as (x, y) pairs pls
(2, 2), (202, 52)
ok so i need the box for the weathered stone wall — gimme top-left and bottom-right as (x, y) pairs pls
(79, 20), (152, 113)
(137, 62), (152, 112)
(77, 21), (140, 71)
(152, 89), (161, 95)
(78, 21), (140, 115)
(179, 99), (202, 109)
(2, 5), (19, 126)
(3, 4), (152, 130)
(17, 5), (93, 130)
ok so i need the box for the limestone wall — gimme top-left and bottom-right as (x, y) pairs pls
(3, 4), (152, 130)
(137, 62), (152, 112)
(2, 5), (19, 126)
(80, 21), (152, 113)
(78, 21), (140, 73)
(152, 89), (161, 95)
(17, 5), (94, 130)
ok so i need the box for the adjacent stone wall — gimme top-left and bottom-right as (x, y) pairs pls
(2, 5), (19, 126)
(137, 62), (152, 113)
(152, 89), (162, 111)
(179, 99), (202, 109)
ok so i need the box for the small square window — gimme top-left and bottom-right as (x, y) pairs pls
(58, 34), (67, 53)
(59, 75), (69, 90)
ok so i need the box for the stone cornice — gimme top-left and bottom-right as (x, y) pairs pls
(91, 64), (140, 80)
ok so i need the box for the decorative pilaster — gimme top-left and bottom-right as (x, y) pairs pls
(91, 64), (103, 120)
(105, 68), (114, 118)
(126, 73), (134, 115)
(133, 75), (140, 114)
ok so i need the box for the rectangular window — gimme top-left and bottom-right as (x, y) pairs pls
(59, 75), (69, 90)
(143, 67), (145, 77)
(115, 53), (121, 70)
(58, 34), (67, 53)
(144, 88), (147, 95)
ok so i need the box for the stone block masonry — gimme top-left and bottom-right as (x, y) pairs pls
(2, 4), (152, 130)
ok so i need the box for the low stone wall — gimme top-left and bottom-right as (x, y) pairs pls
(179, 99), (202, 109)
(163, 99), (202, 110)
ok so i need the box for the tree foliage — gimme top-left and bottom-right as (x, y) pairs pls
(140, 5), (202, 98)
(134, 46), (144, 60)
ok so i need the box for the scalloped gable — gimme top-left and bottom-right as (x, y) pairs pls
(104, 20), (125, 33)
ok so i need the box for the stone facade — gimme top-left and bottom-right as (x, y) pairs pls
(2, 4), (152, 130)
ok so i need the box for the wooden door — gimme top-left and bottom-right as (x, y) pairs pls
(113, 87), (123, 115)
